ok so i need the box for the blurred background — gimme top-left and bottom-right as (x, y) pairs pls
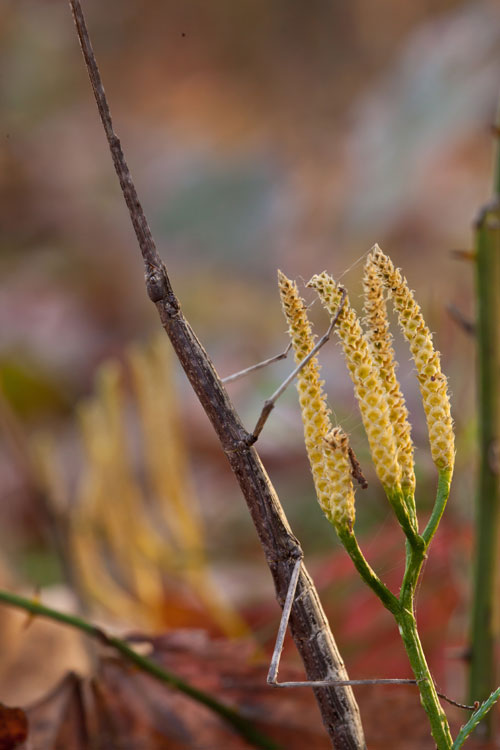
(0, 0), (499, 737)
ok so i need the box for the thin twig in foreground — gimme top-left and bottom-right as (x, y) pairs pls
(249, 289), (347, 444)
(0, 589), (279, 750)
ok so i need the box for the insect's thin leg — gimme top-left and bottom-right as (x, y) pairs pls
(222, 343), (292, 384)
(272, 677), (418, 688)
(267, 557), (419, 689)
(249, 288), (347, 444)
(267, 557), (302, 686)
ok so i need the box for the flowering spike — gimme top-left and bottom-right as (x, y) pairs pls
(323, 428), (356, 529)
(278, 271), (354, 528)
(308, 272), (401, 490)
(363, 255), (416, 495)
(369, 245), (454, 473)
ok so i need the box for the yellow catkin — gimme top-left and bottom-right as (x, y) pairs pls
(363, 256), (416, 494)
(323, 428), (356, 528)
(278, 271), (354, 527)
(369, 245), (454, 473)
(308, 272), (401, 490)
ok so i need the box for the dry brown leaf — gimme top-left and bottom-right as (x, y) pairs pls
(26, 672), (88, 750)
(0, 702), (28, 750)
(23, 630), (331, 749)
(21, 629), (495, 749)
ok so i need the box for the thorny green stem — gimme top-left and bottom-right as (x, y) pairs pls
(453, 687), (500, 749)
(468, 104), (500, 728)
(493, 99), (500, 197)
(0, 589), (280, 750)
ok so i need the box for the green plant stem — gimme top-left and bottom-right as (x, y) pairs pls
(0, 589), (280, 750)
(494, 98), (500, 197)
(399, 477), (453, 748)
(468, 169), (500, 721)
(400, 473), (451, 622)
(339, 473), (456, 749)
(397, 612), (453, 750)
(402, 487), (418, 529)
(337, 528), (399, 615)
(422, 469), (453, 546)
(453, 687), (500, 749)
(399, 541), (425, 607)
(386, 487), (423, 549)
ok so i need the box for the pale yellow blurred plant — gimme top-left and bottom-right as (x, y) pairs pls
(32, 335), (247, 637)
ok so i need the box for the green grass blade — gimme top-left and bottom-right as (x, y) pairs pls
(452, 687), (500, 749)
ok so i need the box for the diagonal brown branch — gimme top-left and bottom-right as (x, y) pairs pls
(67, 3), (365, 747)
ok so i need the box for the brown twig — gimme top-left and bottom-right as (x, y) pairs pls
(67, 2), (365, 748)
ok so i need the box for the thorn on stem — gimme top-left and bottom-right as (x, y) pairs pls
(447, 304), (475, 336)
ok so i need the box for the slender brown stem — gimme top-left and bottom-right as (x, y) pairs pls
(67, 2), (365, 747)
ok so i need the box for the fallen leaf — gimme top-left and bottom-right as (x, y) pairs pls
(26, 672), (88, 750)
(0, 703), (28, 750)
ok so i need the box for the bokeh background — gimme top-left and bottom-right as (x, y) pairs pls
(0, 0), (499, 743)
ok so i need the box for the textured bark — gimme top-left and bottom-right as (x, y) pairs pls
(68, 2), (366, 746)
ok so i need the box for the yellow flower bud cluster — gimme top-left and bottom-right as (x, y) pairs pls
(363, 256), (415, 494)
(323, 428), (356, 529)
(278, 270), (355, 527)
(368, 245), (454, 473)
(308, 272), (401, 490)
